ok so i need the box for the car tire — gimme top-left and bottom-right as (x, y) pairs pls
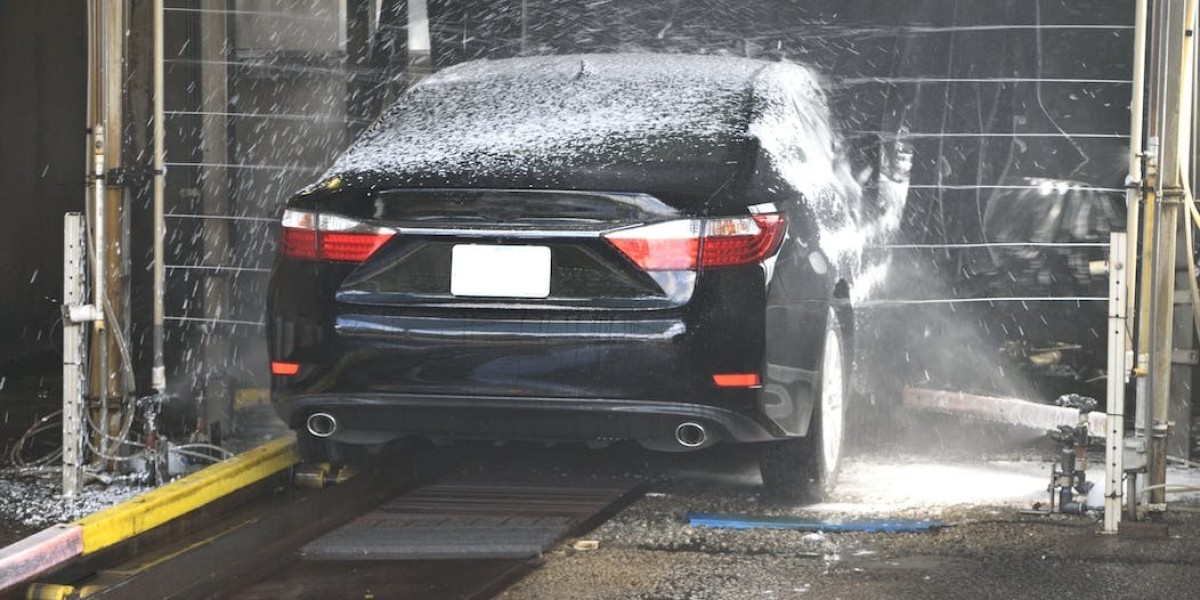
(758, 307), (848, 502)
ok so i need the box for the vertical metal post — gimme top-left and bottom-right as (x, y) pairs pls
(1170, 0), (1199, 462)
(1128, 0), (1149, 285)
(103, 0), (128, 407)
(1145, 0), (1194, 507)
(199, 0), (232, 434)
(88, 0), (130, 462)
(91, 119), (109, 460)
(90, 123), (106, 332)
(1125, 4), (1150, 507)
(152, 0), (166, 394)
(1105, 232), (1129, 534)
(63, 214), (88, 498)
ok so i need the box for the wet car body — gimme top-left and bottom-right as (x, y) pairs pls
(268, 54), (902, 497)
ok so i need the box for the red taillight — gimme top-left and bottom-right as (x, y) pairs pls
(604, 220), (702, 270)
(280, 209), (395, 263)
(604, 211), (786, 271)
(281, 227), (318, 260)
(318, 231), (394, 262)
(712, 373), (762, 388)
(271, 361), (301, 376)
(701, 214), (786, 267)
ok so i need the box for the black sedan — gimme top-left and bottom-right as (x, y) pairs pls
(267, 54), (907, 501)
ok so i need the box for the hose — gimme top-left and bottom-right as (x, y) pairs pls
(83, 435), (146, 463)
(170, 448), (227, 464)
(1138, 483), (1200, 498)
(8, 412), (64, 468)
(1167, 455), (1200, 469)
(172, 443), (235, 459)
(85, 405), (148, 464)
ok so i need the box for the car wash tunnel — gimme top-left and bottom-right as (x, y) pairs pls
(2, 0), (1200, 598)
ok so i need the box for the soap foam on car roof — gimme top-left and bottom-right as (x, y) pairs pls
(326, 53), (809, 181)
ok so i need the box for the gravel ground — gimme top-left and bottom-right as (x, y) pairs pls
(0, 395), (286, 548)
(499, 453), (1200, 600)
(0, 470), (150, 544)
(2, 404), (1198, 599)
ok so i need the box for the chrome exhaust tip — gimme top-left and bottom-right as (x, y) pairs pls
(675, 422), (708, 448)
(306, 412), (338, 438)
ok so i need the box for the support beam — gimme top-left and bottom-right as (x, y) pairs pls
(62, 214), (87, 497)
(1144, 0), (1195, 507)
(85, 0), (132, 464)
(198, 0), (232, 435)
(152, 0), (166, 394)
(1105, 232), (1129, 534)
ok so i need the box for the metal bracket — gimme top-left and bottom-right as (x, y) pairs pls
(1172, 349), (1199, 365)
(1158, 186), (1186, 204)
(65, 304), (103, 323)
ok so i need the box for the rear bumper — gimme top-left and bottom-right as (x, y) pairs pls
(268, 236), (836, 446)
(276, 393), (783, 449)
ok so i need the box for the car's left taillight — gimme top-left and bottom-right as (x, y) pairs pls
(280, 209), (396, 262)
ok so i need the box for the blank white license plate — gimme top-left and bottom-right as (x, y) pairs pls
(450, 244), (552, 298)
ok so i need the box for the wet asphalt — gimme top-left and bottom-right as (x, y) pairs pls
(489, 445), (1200, 600)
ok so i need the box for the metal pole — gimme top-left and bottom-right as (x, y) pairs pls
(1170, 0), (1199, 463)
(90, 0), (107, 333)
(1104, 232), (1129, 534)
(91, 124), (106, 332)
(1128, 0), (1149, 327)
(98, 0), (128, 461)
(1145, 0), (1193, 507)
(1124, 5), (1152, 513)
(92, 119), (109, 461)
(152, 0), (166, 394)
(1134, 0), (1163, 455)
(198, 0), (232, 437)
(62, 214), (87, 497)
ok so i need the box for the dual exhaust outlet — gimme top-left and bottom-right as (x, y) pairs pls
(674, 421), (708, 448)
(307, 411), (709, 449)
(306, 412), (338, 438)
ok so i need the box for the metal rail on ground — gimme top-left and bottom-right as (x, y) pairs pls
(1, 438), (642, 600)
(0, 436), (299, 596)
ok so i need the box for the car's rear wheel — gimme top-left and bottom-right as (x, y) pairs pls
(758, 307), (847, 502)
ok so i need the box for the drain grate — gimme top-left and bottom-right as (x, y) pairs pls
(301, 482), (631, 560)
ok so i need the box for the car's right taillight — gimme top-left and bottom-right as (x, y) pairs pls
(604, 211), (786, 271)
(280, 209), (396, 262)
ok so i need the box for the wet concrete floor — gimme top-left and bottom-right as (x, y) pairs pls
(496, 448), (1200, 600)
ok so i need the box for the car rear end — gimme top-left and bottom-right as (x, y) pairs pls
(267, 185), (793, 452)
